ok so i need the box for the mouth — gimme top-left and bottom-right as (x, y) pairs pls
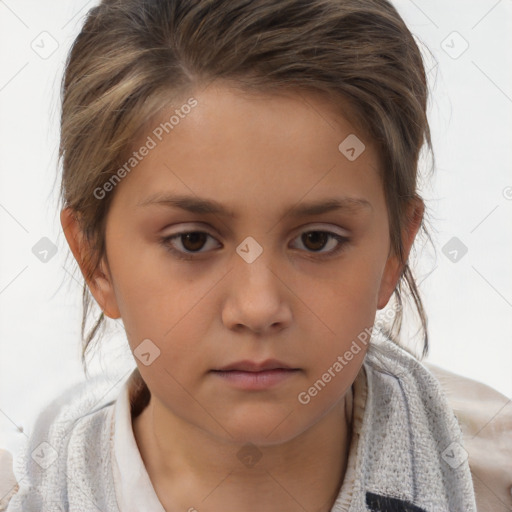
(211, 359), (301, 390)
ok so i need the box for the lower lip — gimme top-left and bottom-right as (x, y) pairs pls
(211, 369), (300, 390)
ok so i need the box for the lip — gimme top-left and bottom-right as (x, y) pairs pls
(214, 359), (296, 372)
(211, 359), (300, 390)
(211, 368), (300, 390)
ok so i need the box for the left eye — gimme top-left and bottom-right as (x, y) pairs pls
(160, 230), (349, 259)
(291, 231), (348, 256)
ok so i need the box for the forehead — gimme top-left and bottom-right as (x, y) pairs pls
(109, 83), (384, 217)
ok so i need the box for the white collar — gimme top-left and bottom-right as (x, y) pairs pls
(112, 375), (166, 512)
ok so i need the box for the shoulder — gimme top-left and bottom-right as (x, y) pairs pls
(424, 362), (512, 511)
(365, 340), (512, 510)
(1, 373), (126, 510)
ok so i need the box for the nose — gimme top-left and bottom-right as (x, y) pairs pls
(221, 248), (292, 335)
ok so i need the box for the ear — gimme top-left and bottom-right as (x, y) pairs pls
(60, 208), (121, 319)
(377, 198), (425, 310)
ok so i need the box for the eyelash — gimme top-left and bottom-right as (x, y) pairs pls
(159, 230), (350, 261)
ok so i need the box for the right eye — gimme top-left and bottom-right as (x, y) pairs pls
(159, 231), (221, 260)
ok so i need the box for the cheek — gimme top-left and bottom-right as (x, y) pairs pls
(306, 254), (383, 321)
(297, 255), (383, 367)
(107, 233), (197, 334)
(116, 272), (215, 372)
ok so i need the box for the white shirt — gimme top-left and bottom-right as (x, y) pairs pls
(111, 378), (166, 512)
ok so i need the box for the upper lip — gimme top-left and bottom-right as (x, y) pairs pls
(214, 359), (297, 372)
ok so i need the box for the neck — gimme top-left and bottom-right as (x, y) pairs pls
(132, 388), (353, 512)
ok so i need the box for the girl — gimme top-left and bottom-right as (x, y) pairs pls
(4, 0), (507, 510)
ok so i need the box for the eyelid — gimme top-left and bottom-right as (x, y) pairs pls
(161, 222), (349, 239)
(291, 223), (350, 238)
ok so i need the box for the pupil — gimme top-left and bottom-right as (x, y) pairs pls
(303, 232), (327, 251)
(183, 232), (206, 251)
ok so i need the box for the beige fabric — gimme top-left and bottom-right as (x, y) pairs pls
(424, 362), (512, 512)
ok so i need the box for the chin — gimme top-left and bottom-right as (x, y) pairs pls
(216, 413), (310, 448)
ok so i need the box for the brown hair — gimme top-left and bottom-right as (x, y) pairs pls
(58, 0), (436, 373)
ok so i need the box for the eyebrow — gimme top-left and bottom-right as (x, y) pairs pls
(137, 193), (373, 218)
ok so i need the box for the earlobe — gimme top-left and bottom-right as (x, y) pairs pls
(377, 198), (425, 310)
(94, 258), (122, 319)
(377, 250), (402, 310)
(60, 208), (121, 319)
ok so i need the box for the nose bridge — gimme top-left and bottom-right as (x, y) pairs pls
(233, 234), (279, 292)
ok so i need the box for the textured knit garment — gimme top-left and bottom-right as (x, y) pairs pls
(5, 337), (477, 512)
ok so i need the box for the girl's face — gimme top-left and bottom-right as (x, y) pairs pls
(71, 83), (416, 445)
